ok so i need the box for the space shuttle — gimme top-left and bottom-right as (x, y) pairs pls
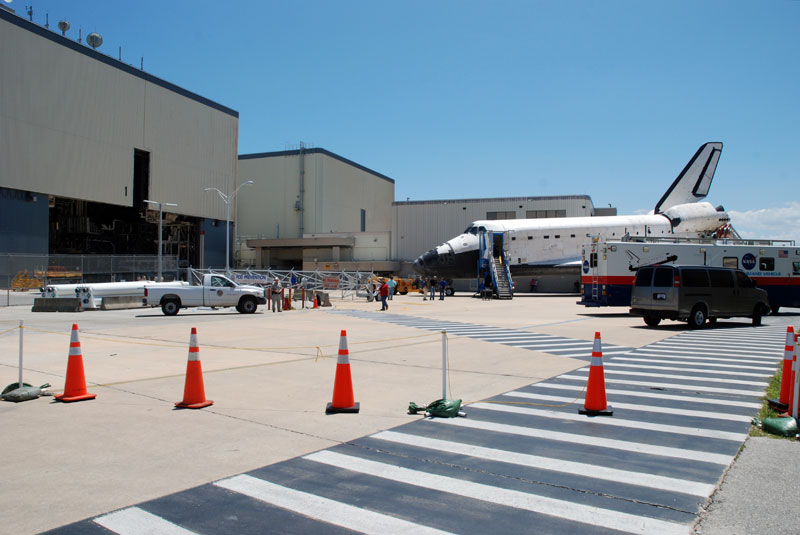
(412, 142), (731, 279)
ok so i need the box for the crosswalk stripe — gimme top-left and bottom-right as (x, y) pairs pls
(372, 430), (715, 496)
(559, 374), (765, 396)
(582, 368), (767, 386)
(630, 349), (778, 361)
(305, 450), (690, 535)
(502, 391), (753, 422)
(429, 417), (733, 465)
(647, 343), (781, 356)
(94, 507), (199, 535)
(529, 382), (762, 408)
(611, 356), (777, 370)
(470, 402), (747, 441)
(215, 474), (453, 535)
(602, 362), (773, 378)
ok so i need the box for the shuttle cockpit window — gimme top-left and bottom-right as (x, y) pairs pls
(464, 226), (479, 235)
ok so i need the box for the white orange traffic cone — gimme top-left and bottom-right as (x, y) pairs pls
(326, 330), (359, 414)
(175, 327), (213, 409)
(579, 332), (613, 416)
(55, 324), (97, 402)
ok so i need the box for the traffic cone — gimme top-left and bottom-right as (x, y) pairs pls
(55, 324), (97, 402)
(579, 332), (613, 416)
(175, 327), (213, 409)
(326, 330), (359, 414)
(768, 326), (794, 411)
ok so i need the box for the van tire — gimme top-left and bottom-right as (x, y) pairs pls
(445, 287), (455, 297)
(643, 316), (661, 327)
(752, 305), (765, 327)
(688, 305), (706, 329)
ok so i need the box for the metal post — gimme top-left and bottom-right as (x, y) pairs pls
(18, 320), (24, 388)
(793, 333), (799, 419)
(225, 198), (230, 274)
(442, 330), (447, 400)
(144, 200), (177, 282)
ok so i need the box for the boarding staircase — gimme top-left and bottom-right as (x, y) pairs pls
(490, 256), (513, 299)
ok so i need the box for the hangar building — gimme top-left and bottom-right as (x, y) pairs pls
(237, 147), (396, 272)
(0, 7), (239, 269)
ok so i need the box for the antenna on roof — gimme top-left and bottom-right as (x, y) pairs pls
(86, 32), (103, 49)
(26, 5), (32, 21)
(45, 13), (48, 28)
(57, 20), (70, 36)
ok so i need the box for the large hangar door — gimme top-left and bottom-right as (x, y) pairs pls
(133, 149), (150, 209)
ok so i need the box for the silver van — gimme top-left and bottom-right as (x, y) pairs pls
(630, 265), (769, 328)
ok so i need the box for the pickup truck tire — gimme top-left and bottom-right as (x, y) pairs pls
(161, 298), (181, 316)
(237, 296), (258, 314)
(688, 305), (706, 329)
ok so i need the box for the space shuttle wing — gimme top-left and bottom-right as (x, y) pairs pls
(654, 142), (722, 213)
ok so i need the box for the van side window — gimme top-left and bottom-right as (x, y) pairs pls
(722, 257), (738, 269)
(653, 267), (674, 287)
(682, 268), (709, 288)
(634, 267), (653, 287)
(735, 271), (753, 288)
(794, 261), (800, 275)
(709, 270), (734, 288)
(759, 257), (775, 270)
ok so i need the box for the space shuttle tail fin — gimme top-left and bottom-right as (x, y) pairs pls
(654, 142), (723, 213)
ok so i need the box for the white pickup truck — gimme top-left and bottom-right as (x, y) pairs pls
(143, 274), (267, 316)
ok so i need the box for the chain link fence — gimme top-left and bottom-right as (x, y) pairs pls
(1, 254), (180, 306)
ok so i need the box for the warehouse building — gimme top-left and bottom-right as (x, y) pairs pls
(237, 147), (396, 272)
(0, 7), (239, 269)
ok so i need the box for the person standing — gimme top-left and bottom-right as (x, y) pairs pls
(439, 278), (447, 300)
(387, 276), (397, 300)
(429, 276), (437, 301)
(378, 279), (389, 311)
(270, 277), (283, 312)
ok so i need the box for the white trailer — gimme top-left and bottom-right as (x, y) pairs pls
(578, 239), (800, 313)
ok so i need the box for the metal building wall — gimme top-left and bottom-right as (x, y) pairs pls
(392, 196), (595, 261)
(0, 10), (238, 221)
(237, 149), (394, 240)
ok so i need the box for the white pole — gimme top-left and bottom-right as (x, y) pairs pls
(157, 203), (163, 281)
(792, 333), (799, 419)
(225, 197), (231, 274)
(18, 319), (23, 388)
(442, 330), (447, 400)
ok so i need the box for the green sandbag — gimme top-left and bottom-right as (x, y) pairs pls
(754, 416), (799, 437)
(408, 399), (462, 418)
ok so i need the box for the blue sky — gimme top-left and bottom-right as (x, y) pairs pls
(9, 0), (800, 241)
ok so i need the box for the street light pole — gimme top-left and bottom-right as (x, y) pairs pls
(204, 180), (253, 274)
(144, 200), (178, 281)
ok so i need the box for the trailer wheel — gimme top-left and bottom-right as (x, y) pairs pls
(161, 298), (180, 316)
(238, 296), (258, 314)
(445, 287), (455, 297)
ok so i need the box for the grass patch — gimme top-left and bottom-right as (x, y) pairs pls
(750, 363), (796, 439)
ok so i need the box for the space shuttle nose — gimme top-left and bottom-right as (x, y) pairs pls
(412, 250), (438, 275)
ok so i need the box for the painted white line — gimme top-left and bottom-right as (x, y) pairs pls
(502, 391), (753, 422)
(559, 374), (765, 396)
(94, 507), (199, 535)
(305, 450), (689, 535)
(515, 341), (592, 349)
(611, 356), (777, 370)
(372, 430), (715, 497)
(469, 402), (747, 442)
(529, 382), (762, 408)
(215, 474), (453, 535)
(577, 368), (767, 386)
(602, 362), (772, 378)
(648, 343), (781, 356)
(629, 349), (777, 361)
(428, 416), (733, 465)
